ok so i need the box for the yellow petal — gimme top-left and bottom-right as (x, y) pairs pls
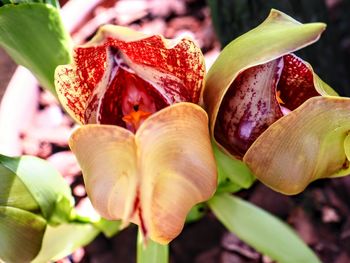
(243, 96), (350, 195)
(69, 125), (138, 223)
(69, 103), (217, 243)
(136, 103), (217, 244)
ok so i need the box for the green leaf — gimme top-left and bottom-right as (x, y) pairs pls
(137, 230), (169, 263)
(0, 154), (74, 224)
(0, 0), (59, 8)
(93, 218), (121, 238)
(0, 164), (38, 211)
(209, 194), (320, 263)
(0, 206), (46, 263)
(213, 142), (255, 191)
(0, 3), (71, 94)
(32, 222), (99, 263)
(216, 181), (242, 194)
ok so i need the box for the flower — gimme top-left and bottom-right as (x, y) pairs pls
(204, 9), (350, 195)
(55, 25), (217, 244)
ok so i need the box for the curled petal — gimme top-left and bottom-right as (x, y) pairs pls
(55, 25), (205, 125)
(214, 58), (284, 156)
(243, 97), (350, 195)
(204, 9), (329, 157)
(277, 54), (337, 110)
(69, 125), (138, 223)
(69, 103), (217, 243)
(136, 103), (217, 243)
(214, 53), (336, 157)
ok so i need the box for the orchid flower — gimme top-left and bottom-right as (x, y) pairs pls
(204, 9), (350, 195)
(55, 25), (217, 244)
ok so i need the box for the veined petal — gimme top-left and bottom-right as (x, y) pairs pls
(213, 53), (332, 157)
(69, 125), (138, 223)
(136, 103), (217, 244)
(204, 9), (329, 157)
(243, 97), (350, 195)
(277, 54), (337, 110)
(55, 45), (107, 124)
(90, 25), (205, 104)
(69, 103), (217, 243)
(55, 25), (205, 125)
(214, 58), (284, 156)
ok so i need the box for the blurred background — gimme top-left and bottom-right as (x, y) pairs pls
(1, 0), (350, 262)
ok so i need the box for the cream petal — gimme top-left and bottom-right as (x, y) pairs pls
(136, 103), (217, 244)
(69, 103), (217, 244)
(69, 125), (138, 223)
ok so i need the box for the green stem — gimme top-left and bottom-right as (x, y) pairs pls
(136, 229), (169, 263)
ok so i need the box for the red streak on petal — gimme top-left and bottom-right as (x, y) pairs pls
(132, 191), (148, 239)
(277, 54), (319, 110)
(57, 45), (107, 124)
(107, 36), (204, 103)
(61, 34), (204, 125)
(215, 59), (284, 157)
(56, 66), (86, 123)
(215, 54), (320, 157)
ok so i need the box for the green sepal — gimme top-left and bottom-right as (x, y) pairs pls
(213, 142), (255, 193)
(0, 3), (71, 94)
(0, 206), (47, 263)
(209, 194), (320, 263)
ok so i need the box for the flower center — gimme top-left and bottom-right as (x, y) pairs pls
(120, 73), (157, 132)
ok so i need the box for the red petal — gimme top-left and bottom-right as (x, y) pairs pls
(56, 32), (205, 125)
(107, 36), (204, 103)
(277, 54), (319, 110)
(55, 45), (107, 124)
(215, 58), (284, 157)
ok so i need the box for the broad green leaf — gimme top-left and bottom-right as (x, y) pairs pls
(0, 3), (71, 94)
(0, 206), (46, 263)
(0, 154), (74, 224)
(32, 222), (99, 263)
(0, 165), (38, 211)
(0, 0), (59, 8)
(209, 194), (320, 263)
(213, 142), (255, 190)
(137, 230), (169, 263)
(244, 97), (350, 194)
